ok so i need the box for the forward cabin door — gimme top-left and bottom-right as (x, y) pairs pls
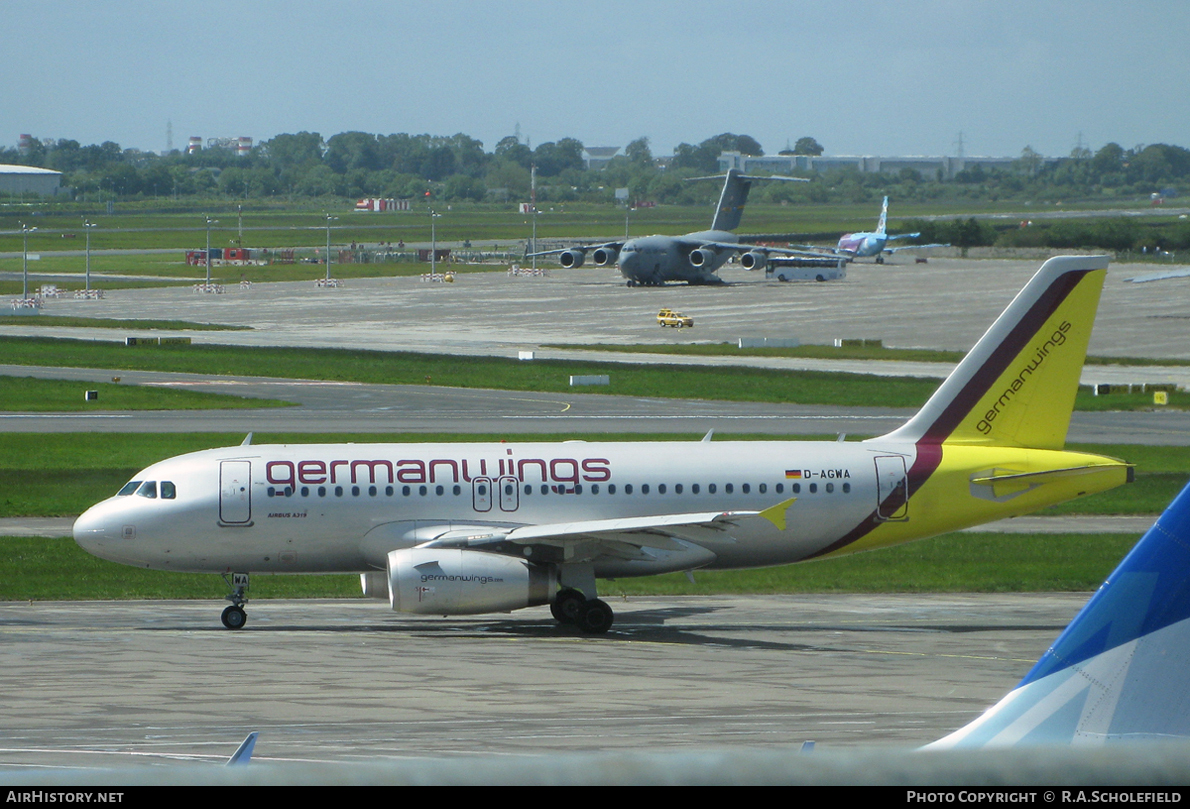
(220, 460), (252, 524)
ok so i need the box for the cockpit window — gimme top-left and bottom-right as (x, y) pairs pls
(160, 481), (176, 499)
(117, 481), (142, 496)
(136, 481), (158, 499)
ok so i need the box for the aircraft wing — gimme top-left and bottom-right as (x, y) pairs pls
(419, 499), (796, 562)
(1126, 267), (1190, 283)
(885, 242), (948, 253)
(526, 241), (622, 258)
(691, 239), (845, 260)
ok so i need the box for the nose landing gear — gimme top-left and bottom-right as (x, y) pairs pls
(220, 572), (250, 629)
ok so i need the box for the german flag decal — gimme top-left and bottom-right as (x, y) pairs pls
(785, 470), (803, 479)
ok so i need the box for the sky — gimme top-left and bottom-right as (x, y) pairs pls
(5, 0), (1188, 160)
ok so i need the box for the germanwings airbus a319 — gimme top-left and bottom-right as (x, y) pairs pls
(532, 168), (809, 286)
(73, 256), (1130, 634)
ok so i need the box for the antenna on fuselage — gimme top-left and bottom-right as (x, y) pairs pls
(241, 432), (253, 446)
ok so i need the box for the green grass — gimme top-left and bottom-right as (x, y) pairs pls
(0, 531), (1140, 601)
(0, 198), (1159, 255)
(606, 532), (1141, 595)
(0, 314), (250, 331)
(0, 536), (362, 601)
(0, 334), (1183, 414)
(1037, 442), (1190, 516)
(0, 335), (944, 407)
(0, 249), (509, 291)
(0, 376), (292, 413)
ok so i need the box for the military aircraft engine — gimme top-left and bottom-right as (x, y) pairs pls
(739, 251), (769, 271)
(558, 248), (586, 268)
(591, 246), (619, 266)
(385, 548), (557, 615)
(688, 247), (717, 268)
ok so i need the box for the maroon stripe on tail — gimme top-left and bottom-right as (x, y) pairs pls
(917, 270), (1090, 444)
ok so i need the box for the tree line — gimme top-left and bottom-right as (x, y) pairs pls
(4, 130), (1190, 209)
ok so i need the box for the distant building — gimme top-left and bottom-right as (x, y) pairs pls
(583, 146), (622, 170)
(0, 164), (63, 196)
(718, 151), (1032, 179)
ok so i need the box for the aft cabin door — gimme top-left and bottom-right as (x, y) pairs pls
(874, 456), (909, 522)
(219, 460), (252, 524)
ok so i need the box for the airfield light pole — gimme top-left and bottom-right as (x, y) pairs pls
(205, 216), (218, 287)
(430, 210), (442, 276)
(325, 214), (338, 282)
(83, 220), (97, 292)
(530, 163), (537, 273)
(20, 223), (36, 298)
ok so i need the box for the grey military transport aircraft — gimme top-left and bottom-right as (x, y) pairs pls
(532, 169), (809, 286)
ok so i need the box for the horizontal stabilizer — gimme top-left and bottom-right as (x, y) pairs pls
(928, 478), (1190, 748)
(969, 462), (1131, 486)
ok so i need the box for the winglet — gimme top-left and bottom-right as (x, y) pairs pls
(759, 498), (796, 531)
(926, 479), (1190, 748)
(226, 731), (258, 765)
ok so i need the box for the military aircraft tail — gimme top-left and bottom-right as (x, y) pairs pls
(927, 478), (1190, 749)
(877, 255), (1109, 450)
(709, 168), (753, 232)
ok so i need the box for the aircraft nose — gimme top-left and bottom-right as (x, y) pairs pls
(73, 501), (125, 554)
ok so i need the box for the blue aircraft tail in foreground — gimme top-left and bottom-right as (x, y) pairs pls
(226, 732), (258, 766)
(928, 481), (1190, 748)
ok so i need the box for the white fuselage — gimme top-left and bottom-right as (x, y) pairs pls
(73, 440), (910, 577)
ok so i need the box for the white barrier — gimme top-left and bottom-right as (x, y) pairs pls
(9, 298), (41, 311)
(74, 289), (104, 299)
(570, 375), (610, 386)
(738, 337), (801, 348)
(193, 283), (225, 294)
(315, 278), (344, 288)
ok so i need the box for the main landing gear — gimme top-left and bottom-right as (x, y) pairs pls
(551, 587), (614, 634)
(220, 572), (250, 630)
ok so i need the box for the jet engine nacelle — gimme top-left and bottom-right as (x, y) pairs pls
(688, 247), (717, 268)
(386, 548), (557, 615)
(558, 248), (586, 268)
(591, 246), (619, 266)
(739, 250), (769, 271)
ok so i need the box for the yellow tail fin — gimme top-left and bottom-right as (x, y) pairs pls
(880, 256), (1108, 449)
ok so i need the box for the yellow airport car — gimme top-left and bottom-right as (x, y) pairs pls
(657, 308), (693, 328)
